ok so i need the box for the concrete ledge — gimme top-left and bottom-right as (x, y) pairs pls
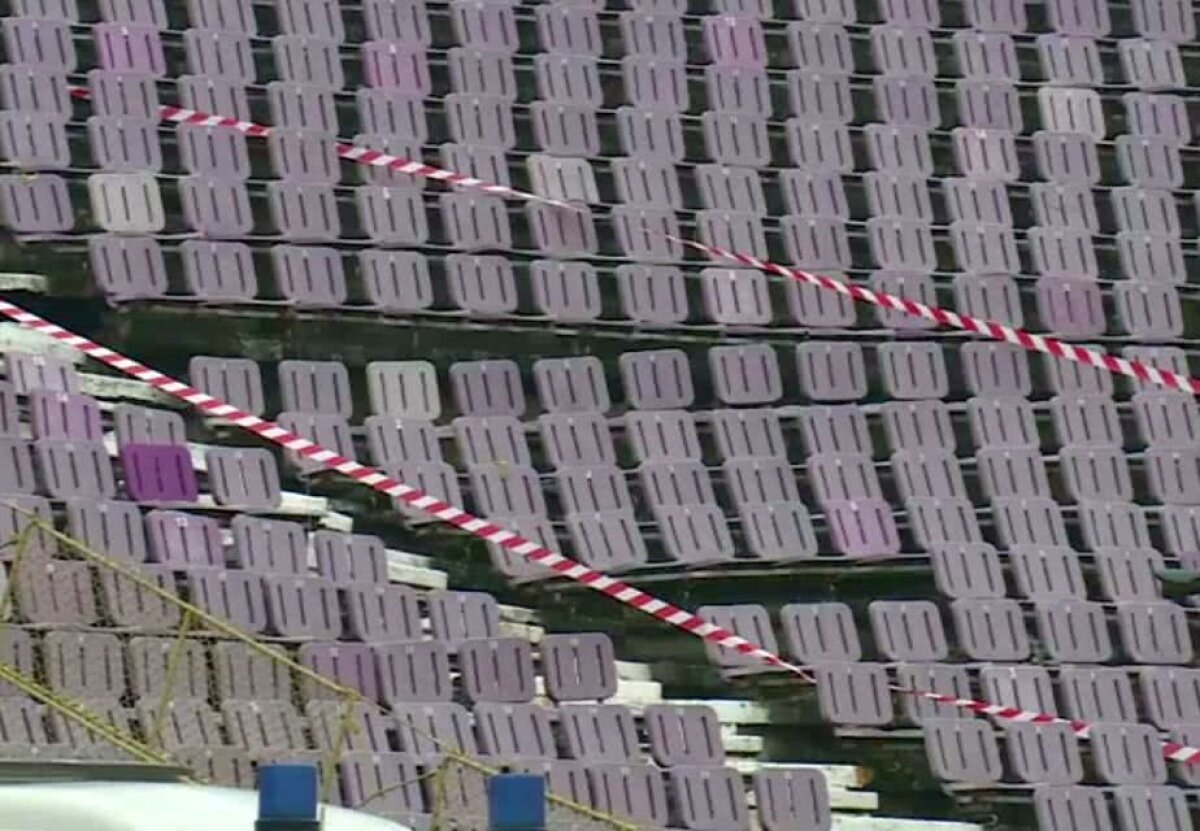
(0, 273), (48, 293)
(0, 324), (81, 362)
(833, 816), (982, 831)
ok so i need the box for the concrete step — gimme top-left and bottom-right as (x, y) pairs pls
(832, 816), (983, 831)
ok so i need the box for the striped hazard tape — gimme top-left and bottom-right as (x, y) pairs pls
(18, 86), (1195, 766)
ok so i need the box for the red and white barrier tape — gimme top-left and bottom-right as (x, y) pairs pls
(32, 85), (1200, 765)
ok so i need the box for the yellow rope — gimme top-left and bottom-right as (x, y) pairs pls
(0, 528), (31, 623)
(3, 507), (641, 830)
(0, 661), (175, 768)
(149, 608), (197, 751)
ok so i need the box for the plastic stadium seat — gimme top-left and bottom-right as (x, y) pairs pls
(0, 385), (18, 443)
(645, 704), (724, 766)
(0, 174), (73, 233)
(359, 250), (433, 312)
(587, 763), (670, 828)
(100, 574), (185, 634)
(267, 182), (340, 241)
(361, 42), (429, 93)
(183, 29), (255, 82)
(535, 4), (601, 55)
(179, 176), (254, 238)
(1140, 668), (1200, 728)
(299, 642), (378, 702)
(0, 112), (69, 170)
(27, 391), (99, 443)
(204, 448), (281, 510)
(559, 704), (639, 762)
(0, 66), (71, 118)
(3, 18), (76, 72)
(1091, 723), (1167, 785)
(1113, 787), (1192, 831)
(128, 636), (209, 699)
(1035, 786), (1114, 831)
(213, 641), (290, 702)
(89, 236), (167, 300)
(227, 516), (305, 575)
(785, 170), (850, 218)
(275, 0), (343, 41)
(474, 702), (556, 759)
(815, 663), (894, 726)
(66, 499), (147, 563)
(1011, 547), (1086, 598)
(1060, 666), (1138, 723)
(780, 602), (861, 663)
(344, 583), (422, 643)
(180, 75), (251, 122)
(1036, 598), (1108, 662)
(706, 66), (771, 116)
(179, 240), (257, 301)
(869, 601), (949, 662)
(696, 605), (783, 678)
(667, 766), (750, 831)
(121, 444), (199, 503)
(566, 510), (648, 572)
(222, 700), (306, 753)
(701, 269), (773, 325)
(825, 499), (901, 557)
(340, 752), (428, 818)
(187, 567), (268, 633)
(1006, 722), (1083, 785)
(755, 769), (831, 831)
(1128, 0), (1191, 38)
(1116, 602), (1193, 664)
(952, 598), (1030, 661)
(276, 412), (354, 474)
(897, 663), (974, 724)
(188, 355), (263, 415)
(374, 639), (452, 702)
(261, 576), (341, 640)
(393, 702), (478, 756)
(786, 71), (852, 123)
(786, 121), (853, 173)
(0, 439), (36, 496)
(469, 464), (546, 517)
(34, 440), (116, 500)
(308, 700), (389, 752)
(540, 633), (617, 701)
(923, 719), (1002, 784)
(42, 631), (123, 699)
(614, 264), (688, 325)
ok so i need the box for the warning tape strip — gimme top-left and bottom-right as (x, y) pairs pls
(33, 85), (1198, 765)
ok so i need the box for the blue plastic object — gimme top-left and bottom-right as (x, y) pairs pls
(488, 773), (546, 831)
(258, 764), (319, 821)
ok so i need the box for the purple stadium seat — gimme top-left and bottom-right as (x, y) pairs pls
(66, 499), (148, 563)
(588, 763), (670, 828)
(756, 769), (831, 831)
(205, 448), (282, 509)
(229, 516), (307, 575)
(344, 583), (422, 642)
(312, 531), (388, 584)
(262, 576), (341, 640)
(188, 355), (264, 415)
(187, 567), (268, 633)
(120, 444), (198, 503)
(299, 642), (378, 702)
(540, 633), (617, 701)
(145, 510), (222, 567)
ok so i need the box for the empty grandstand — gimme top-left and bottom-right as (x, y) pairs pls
(0, 0), (1195, 829)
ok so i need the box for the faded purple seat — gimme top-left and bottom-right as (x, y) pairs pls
(120, 444), (198, 503)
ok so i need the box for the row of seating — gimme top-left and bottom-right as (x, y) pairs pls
(18, 0), (1192, 40)
(703, 599), (1196, 675)
(0, 693), (831, 830)
(176, 347), (1195, 421)
(922, 718), (1200, 790)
